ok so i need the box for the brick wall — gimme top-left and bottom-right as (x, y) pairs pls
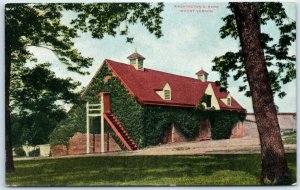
(230, 121), (245, 138)
(50, 132), (121, 157)
(196, 120), (211, 141)
(161, 124), (186, 144)
(50, 145), (68, 157)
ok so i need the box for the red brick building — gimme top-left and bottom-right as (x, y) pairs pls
(51, 52), (246, 156)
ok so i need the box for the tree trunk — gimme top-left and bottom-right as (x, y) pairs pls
(5, 67), (14, 173)
(5, 22), (15, 172)
(231, 2), (291, 185)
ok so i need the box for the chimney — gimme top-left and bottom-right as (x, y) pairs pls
(196, 67), (208, 82)
(127, 50), (145, 71)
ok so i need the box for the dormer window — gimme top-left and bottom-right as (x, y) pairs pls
(221, 94), (231, 106)
(227, 97), (231, 106)
(156, 83), (172, 100)
(164, 90), (171, 100)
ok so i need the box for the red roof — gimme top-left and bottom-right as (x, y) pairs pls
(103, 59), (245, 111)
(127, 52), (145, 60)
(196, 69), (208, 75)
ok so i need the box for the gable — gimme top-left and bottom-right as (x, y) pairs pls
(203, 83), (220, 110)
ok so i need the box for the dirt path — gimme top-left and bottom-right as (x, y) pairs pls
(14, 125), (296, 161)
(134, 124), (295, 155)
(134, 136), (296, 155)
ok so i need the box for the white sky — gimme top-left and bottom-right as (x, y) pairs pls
(26, 2), (296, 113)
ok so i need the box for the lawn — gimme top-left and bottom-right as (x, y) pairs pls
(6, 154), (296, 186)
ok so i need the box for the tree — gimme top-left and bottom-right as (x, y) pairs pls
(5, 3), (164, 172)
(10, 63), (78, 147)
(213, 2), (295, 184)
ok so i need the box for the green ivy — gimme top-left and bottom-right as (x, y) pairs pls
(49, 64), (144, 146)
(142, 106), (203, 147)
(206, 110), (246, 140)
(50, 63), (246, 148)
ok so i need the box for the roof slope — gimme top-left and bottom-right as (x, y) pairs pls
(127, 52), (145, 59)
(196, 69), (208, 75)
(104, 59), (245, 111)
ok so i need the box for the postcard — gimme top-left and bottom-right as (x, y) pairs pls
(5, 1), (296, 186)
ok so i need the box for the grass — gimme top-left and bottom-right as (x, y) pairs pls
(6, 154), (296, 186)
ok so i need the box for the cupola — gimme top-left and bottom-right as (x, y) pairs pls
(196, 68), (208, 82)
(127, 51), (145, 71)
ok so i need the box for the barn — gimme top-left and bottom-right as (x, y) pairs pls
(50, 52), (246, 156)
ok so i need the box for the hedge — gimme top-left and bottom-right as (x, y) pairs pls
(14, 146), (26, 157)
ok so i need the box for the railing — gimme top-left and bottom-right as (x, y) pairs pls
(86, 93), (110, 154)
(86, 94), (105, 154)
(86, 102), (101, 154)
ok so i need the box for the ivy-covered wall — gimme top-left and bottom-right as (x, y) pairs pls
(50, 63), (246, 149)
(141, 106), (203, 147)
(205, 110), (246, 140)
(50, 64), (144, 146)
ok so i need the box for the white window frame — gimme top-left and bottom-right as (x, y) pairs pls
(164, 89), (171, 100)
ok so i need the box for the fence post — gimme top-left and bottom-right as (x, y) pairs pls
(101, 94), (105, 153)
(86, 102), (90, 154)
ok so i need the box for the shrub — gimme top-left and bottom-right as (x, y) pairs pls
(14, 146), (26, 157)
(28, 148), (40, 157)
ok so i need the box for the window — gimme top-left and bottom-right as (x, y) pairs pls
(198, 75), (204, 81)
(198, 74), (207, 81)
(206, 95), (212, 107)
(164, 90), (171, 100)
(138, 61), (143, 70)
(130, 59), (136, 65)
(227, 98), (231, 106)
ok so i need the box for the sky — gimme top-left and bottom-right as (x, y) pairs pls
(27, 2), (297, 113)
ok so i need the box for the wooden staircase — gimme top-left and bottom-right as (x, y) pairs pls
(103, 113), (138, 151)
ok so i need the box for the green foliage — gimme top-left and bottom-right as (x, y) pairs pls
(208, 111), (245, 139)
(28, 148), (40, 157)
(6, 3), (164, 72)
(10, 64), (76, 146)
(142, 106), (202, 147)
(213, 2), (296, 98)
(64, 3), (164, 39)
(49, 104), (86, 146)
(14, 147), (26, 157)
(6, 4), (93, 74)
(12, 112), (66, 146)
